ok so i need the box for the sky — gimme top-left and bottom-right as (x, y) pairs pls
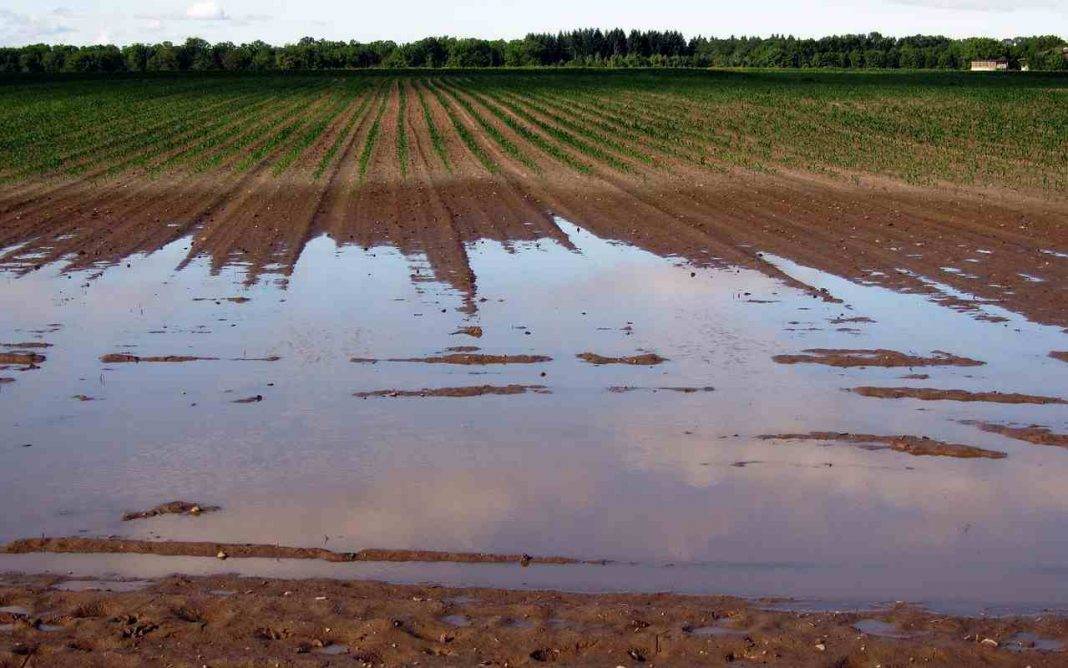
(1, 0), (1065, 47)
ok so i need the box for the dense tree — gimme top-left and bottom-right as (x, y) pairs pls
(0, 31), (1064, 74)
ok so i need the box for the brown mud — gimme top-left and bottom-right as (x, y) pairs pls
(0, 573), (1063, 667)
(121, 502), (220, 523)
(772, 349), (984, 368)
(851, 386), (1066, 404)
(99, 354), (217, 364)
(759, 432), (1006, 459)
(354, 353), (552, 365)
(2, 538), (584, 566)
(608, 386), (715, 393)
(354, 385), (550, 398)
(1051, 351), (1068, 363)
(961, 421), (1068, 449)
(577, 352), (668, 365)
(0, 353), (44, 365)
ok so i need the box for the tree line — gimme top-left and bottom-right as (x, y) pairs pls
(1, 30), (1065, 74)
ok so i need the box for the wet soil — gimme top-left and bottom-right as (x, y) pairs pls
(99, 354), (216, 364)
(354, 385), (549, 398)
(0, 573), (1063, 667)
(577, 352), (668, 365)
(0, 353), (44, 365)
(2, 538), (583, 566)
(760, 433), (1007, 459)
(850, 387), (1066, 404)
(961, 422), (1068, 449)
(121, 502), (220, 523)
(1051, 351), (1068, 363)
(356, 353), (552, 365)
(772, 348), (984, 368)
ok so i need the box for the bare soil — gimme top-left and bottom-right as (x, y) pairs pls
(759, 432), (1006, 459)
(850, 387), (1066, 404)
(2, 538), (584, 566)
(577, 352), (668, 365)
(772, 349), (984, 368)
(961, 421), (1068, 449)
(355, 354), (552, 365)
(121, 502), (220, 523)
(0, 573), (1064, 667)
(354, 385), (550, 398)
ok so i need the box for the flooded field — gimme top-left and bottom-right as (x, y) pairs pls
(2, 216), (1065, 614)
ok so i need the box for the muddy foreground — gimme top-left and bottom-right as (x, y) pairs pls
(1, 573), (1065, 666)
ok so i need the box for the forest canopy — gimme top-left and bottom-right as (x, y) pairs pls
(1, 30), (1065, 74)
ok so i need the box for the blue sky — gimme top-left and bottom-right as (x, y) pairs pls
(1, 0), (1064, 46)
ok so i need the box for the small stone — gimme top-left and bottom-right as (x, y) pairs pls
(981, 637), (998, 647)
(815, 642), (826, 651)
(216, 551), (228, 560)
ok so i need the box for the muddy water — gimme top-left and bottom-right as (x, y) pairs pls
(1, 219), (1066, 612)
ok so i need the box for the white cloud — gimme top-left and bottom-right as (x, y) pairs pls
(0, 9), (74, 45)
(889, 0), (1059, 10)
(186, 2), (229, 21)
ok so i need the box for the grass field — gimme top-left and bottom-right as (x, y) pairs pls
(0, 69), (1065, 192)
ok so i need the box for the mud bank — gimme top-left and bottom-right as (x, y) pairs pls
(961, 422), (1068, 449)
(354, 385), (549, 398)
(850, 387), (1066, 404)
(760, 432), (1006, 459)
(772, 349), (984, 368)
(2, 538), (587, 566)
(577, 352), (668, 365)
(121, 502), (219, 522)
(0, 573), (1063, 666)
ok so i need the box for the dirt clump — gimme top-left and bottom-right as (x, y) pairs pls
(122, 501), (221, 522)
(772, 348), (983, 368)
(760, 432), (1006, 459)
(355, 385), (549, 398)
(0, 352), (45, 365)
(451, 326), (483, 338)
(232, 395), (264, 403)
(577, 352), (668, 365)
(355, 353), (552, 365)
(961, 421), (1068, 448)
(608, 386), (714, 393)
(850, 386), (1065, 404)
(100, 353), (218, 363)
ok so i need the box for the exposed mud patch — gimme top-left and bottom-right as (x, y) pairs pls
(759, 432), (1006, 459)
(192, 296), (251, 304)
(232, 395), (264, 404)
(577, 352), (667, 366)
(2, 538), (585, 565)
(122, 501), (220, 522)
(451, 326), (483, 338)
(355, 385), (549, 398)
(1051, 351), (1068, 363)
(355, 353), (552, 365)
(772, 349), (983, 368)
(0, 352), (45, 365)
(961, 421), (1068, 449)
(829, 316), (875, 324)
(0, 342), (51, 349)
(850, 387), (1065, 404)
(607, 386), (714, 393)
(100, 354), (217, 363)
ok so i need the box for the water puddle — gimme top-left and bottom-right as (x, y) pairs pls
(1003, 631), (1064, 652)
(0, 218), (1066, 612)
(315, 643), (349, 655)
(441, 613), (471, 627)
(852, 619), (914, 639)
